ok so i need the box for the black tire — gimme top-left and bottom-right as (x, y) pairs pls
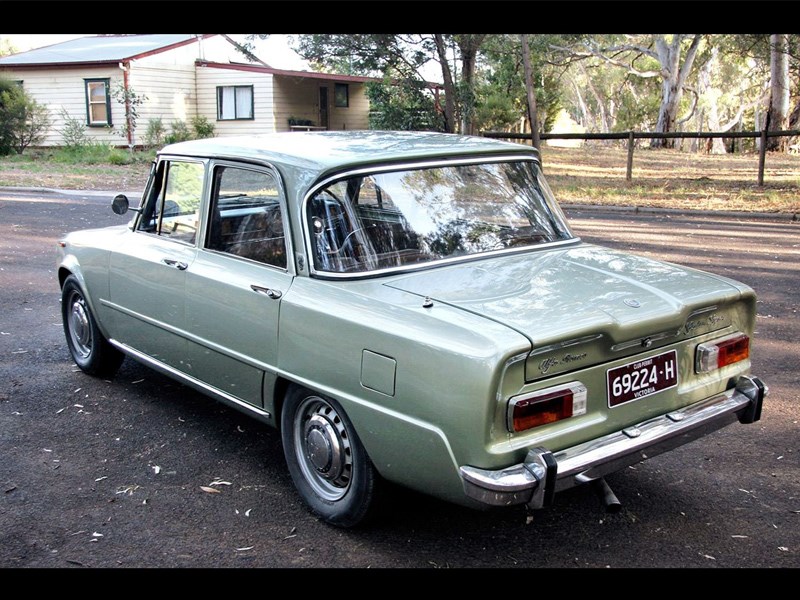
(61, 275), (124, 377)
(281, 385), (378, 528)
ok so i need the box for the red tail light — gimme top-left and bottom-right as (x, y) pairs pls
(695, 333), (750, 373)
(508, 383), (587, 433)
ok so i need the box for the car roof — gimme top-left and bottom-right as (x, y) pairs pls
(160, 131), (539, 176)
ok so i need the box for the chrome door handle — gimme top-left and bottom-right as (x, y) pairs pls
(162, 258), (188, 270)
(250, 285), (282, 299)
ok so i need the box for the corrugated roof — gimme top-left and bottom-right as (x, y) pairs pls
(0, 34), (206, 66)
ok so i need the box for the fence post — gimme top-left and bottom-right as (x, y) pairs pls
(758, 128), (767, 187)
(626, 132), (634, 181)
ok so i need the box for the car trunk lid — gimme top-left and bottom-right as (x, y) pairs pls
(384, 244), (754, 381)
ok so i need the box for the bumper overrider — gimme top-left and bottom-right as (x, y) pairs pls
(460, 375), (767, 509)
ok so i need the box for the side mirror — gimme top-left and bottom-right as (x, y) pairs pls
(112, 194), (130, 215)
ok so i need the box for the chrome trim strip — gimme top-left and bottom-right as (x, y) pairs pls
(108, 339), (272, 420)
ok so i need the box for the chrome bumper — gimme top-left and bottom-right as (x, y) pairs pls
(460, 376), (767, 509)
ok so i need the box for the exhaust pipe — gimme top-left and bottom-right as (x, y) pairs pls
(591, 477), (622, 513)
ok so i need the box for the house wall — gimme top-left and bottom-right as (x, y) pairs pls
(272, 77), (370, 132)
(3, 66), (124, 147)
(128, 64), (197, 145)
(196, 66), (275, 135)
(329, 82), (370, 131)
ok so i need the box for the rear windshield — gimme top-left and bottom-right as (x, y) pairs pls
(306, 159), (574, 274)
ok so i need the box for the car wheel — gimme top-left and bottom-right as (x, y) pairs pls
(61, 275), (124, 377)
(281, 385), (378, 527)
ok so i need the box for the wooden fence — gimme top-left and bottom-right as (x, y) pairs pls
(482, 129), (800, 186)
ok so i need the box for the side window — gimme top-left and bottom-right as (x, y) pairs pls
(85, 78), (112, 126)
(216, 85), (254, 120)
(206, 165), (286, 269)
(137, 160), (205, 245)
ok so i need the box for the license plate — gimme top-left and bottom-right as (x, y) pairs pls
(607, 350), (678, 407)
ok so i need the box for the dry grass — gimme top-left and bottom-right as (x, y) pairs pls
(1, 143), (798, 214)
(540, 144), (800, 214)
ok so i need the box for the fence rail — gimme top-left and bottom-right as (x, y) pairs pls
(482, 129), (800, 186)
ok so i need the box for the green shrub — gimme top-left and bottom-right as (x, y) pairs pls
(59, 108), (90, 149)
(144, 117), (165, 148)
(190, 115), (215, 139)
(0, 77), (52, 155)
(164, 120), (192, 144)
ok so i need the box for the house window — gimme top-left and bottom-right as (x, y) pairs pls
(334, 83), (349, 108)
(217, 85), (254, 120)
(85, 79), (112, 126)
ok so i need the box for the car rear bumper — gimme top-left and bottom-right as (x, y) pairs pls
(460, 375), (767, 509)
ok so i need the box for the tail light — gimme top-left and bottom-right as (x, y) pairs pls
(695, 333), (750, 373)
(508, 382), (587, 433)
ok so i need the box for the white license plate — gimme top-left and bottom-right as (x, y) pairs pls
(607, 350), (678, 407)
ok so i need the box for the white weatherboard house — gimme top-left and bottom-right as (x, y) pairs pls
(0, 34), (375, 147)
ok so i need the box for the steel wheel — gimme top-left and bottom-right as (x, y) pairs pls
(61, 275), (124, 377)
(293, 395), (354, 501)
(65, 288), (93, 360)
(281, 385), (377, 527)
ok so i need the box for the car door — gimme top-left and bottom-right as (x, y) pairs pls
(184, 161), (294, 410)
(108, 158), (206, 370)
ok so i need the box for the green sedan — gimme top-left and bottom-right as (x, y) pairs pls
(58, 131), (766, 527)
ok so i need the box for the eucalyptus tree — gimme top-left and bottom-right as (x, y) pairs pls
(292, 34), (491, 135)
(551, 34), (705, 147)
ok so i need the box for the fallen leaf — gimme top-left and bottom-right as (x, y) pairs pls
(131, 379), (144, 384)
(731, 535), (748, 539)
(56, 407), (66, 414)
(73, 388), (82, 393)
(152, 465), (161, 474)
(95, 476), (107, 482)
(235, 546), (254, 552)
(245, 509), (252, 517)
(703, 554), (716, 560)
(209, 479), (232, 487)
(779, 547), (789, 552)
(73, 404), (83, 408)
(92, 532), (103, 538)
(200, 486), (221, 494)
(237, 426), (245, 433)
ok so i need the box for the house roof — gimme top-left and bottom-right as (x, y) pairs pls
(0, 34), (212, 67)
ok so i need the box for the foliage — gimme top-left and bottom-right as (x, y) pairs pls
(164, 120), (192, 144)
(51, 142), (131, 165)
(190, 115), (215, 139)
(144, 117), (165, 148)
(476, 34), (563, 134)
(0, 37), (16, 57)
(59, 108), (90, 149)
(365, 78), (443, 132)
(0, 78), (51, 155)
(111, 82), (147, 146)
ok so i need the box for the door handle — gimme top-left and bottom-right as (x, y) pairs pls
(250, 285), (282, 299)
(162, 258), (188, 270)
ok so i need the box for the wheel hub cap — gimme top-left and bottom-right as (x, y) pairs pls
(304, 414), (343, 480)
(69, 299), (92, 355)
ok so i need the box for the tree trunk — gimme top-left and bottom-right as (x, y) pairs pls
(650, 34), (702, 149)
(766, 33), (790, 151)
(455, 35), (485, 135)
(520, 34), (540, 150)
(433, 34), (456, 134)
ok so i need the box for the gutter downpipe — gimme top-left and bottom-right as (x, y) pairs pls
(119, 61), (133, 149)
